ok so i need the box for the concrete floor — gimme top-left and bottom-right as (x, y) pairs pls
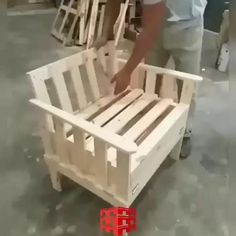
(0, 13), (234, 236)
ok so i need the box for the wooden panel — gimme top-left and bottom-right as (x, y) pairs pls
(30, 99), (138, 153)
(29, 74), (54, 131)
(97, 4), (105, 37)
(67, 59), (87, 110)
(130, 66), (145, 89)
(94, 139), (108, 188)
(124, 99), (173, 141)
(85, 59), (100, 101)
(115, 0), (129, 46)
(118, 59), (203, 82)
(92, 89), (143, 125)
(180, 80), (195, 104)
(87, 0), (99, 48)
(50, 66), (73, 113)
(104, 94), (157, 133)
(115, 151), (131, 201)
(71, 127), (87, 172)
(78, 0), (87, 45)
(54, 118), (70, 164)
(145, 70), (156, 94)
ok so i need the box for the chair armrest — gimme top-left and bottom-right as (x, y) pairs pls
(117, 58), (203, 82)
(30, 99), (138, 154)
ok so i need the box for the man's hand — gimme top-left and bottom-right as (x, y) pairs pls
(111, 69), (131, 95)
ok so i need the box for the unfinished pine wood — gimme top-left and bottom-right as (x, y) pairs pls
(145, 70), (156, 94)
(104, 94), (157, 133)
(67, 58), (87, 110)
(124, 99), (173, 141)
(87, 0), (99, 48)
(116, 151), (131, 201)
(115, 0), (129, 46)
(29, 48), (202, 207)
(94, 139), (108, 188)
(71, 127), (87, 172)
(92, 89), (143, 126)
(54, 118), (70, 164)
(50, 66), (73, 113)
(30, 99), (137, 154)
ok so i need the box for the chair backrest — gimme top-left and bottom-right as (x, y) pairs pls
(27, 46), (116, 115)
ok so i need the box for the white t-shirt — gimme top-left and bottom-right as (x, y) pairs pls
(143, 0), (207, 22)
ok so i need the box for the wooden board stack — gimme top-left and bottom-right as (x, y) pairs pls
(28, 43), (202, 206)
(51, 0), (136, 47)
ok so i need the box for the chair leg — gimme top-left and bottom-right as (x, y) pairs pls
(170, 137), (183, 161)
(48, 166), (62, 192)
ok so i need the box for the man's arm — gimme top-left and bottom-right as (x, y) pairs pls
(122, 1), (167, 74)
(112, 1), (168, 94)
(94, 0), (122, 48)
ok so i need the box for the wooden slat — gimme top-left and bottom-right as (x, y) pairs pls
(115, 151), (131, 201)
(77, 91), (127, 119)
(145, 70), (156, 94)
(67, 59), (87, 110)
(104, 94), (157, 133)
(87, 0), (99, 48)
(94, 139), (108, 187)
(29, 74), (54, 131)
(180, 80), (195, 104)
(97, 4), (105, 37)
(85, 59), (100, 101)
(115, 0), (129, 46)
(93, 89), (143, 125)
(72, 128), (87, 172)
(118, 59), (203, 82)
(30, 99), (138, 153)
(50, 66), (73, 113)
(78, 0), (86, 45)
(131, 103), (189, 162)
(54, 118), (70, 164)
(97, 46), (107, 74)
(123, 99), (173, 141)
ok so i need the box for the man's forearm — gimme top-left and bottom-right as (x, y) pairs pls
(102, 0), (122, 40)
(123, 2), (167, 74)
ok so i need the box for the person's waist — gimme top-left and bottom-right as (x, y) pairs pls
(165, 15), (204, 28)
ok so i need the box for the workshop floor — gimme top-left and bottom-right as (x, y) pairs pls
(0, 13), (234, 236)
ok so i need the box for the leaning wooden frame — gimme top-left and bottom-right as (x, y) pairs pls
(28, 42), (202, 207)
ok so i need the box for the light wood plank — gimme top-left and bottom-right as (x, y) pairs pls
(87, 0), (99, 48)
(50, 66), (73, 113)
(72, 128), (87, 172)
(118, 59), (203, 82)
(104, 94), (157, 133)
(115, 151), (131, 201)
(78, 0), (87, 45)
(97, 4), (105, 37)
(67, 59), (87, 110)
(123, 98), (173, 141)
(30, 99), (138, 153)
(85, 59), (100, 101)
(93, 89), (143, 125)
(115, 0), (129, 46)
(94, 139), (108, 188)
(180, 80), (195, 104)
(54, 118), (70, 164)
(145, 70), (156, 94)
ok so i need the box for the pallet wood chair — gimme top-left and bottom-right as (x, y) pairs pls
(51, 0), (80, 46)
(28, 43), (202, 207)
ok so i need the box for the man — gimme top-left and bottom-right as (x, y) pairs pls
(94, 0), (207, 158)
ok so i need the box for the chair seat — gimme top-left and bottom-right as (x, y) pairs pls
(67, 89), (179, 172)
